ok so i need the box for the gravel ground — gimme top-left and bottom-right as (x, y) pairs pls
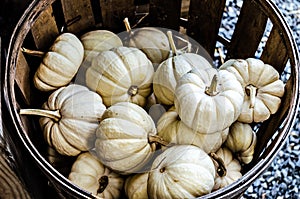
(218, 0), (300, 198)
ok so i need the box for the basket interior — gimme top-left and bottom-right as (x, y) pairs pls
(8, 0), (299, 198)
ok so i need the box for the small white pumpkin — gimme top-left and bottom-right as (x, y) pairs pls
(68, 152), (124, 199)
(153, 31), (213, 105)
(85, 46), (154, 107)
(80, 29), (123, 63)
(211, 147), (242, 190)
(123, 18), (170, 65)
(20, 84), (106, 156)
(219, 58), (285, 123)
(95, 102), (165, 174)
(157, 106), (228, 153)
(124, 172), (149, 199)
(224, 121), (257, 164)
(33, 33), (84, 91)
(174, 68), (244, 134)
(148, 145), (216, 199)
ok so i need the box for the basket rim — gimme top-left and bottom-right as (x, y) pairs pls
(3, 0), (300, 198)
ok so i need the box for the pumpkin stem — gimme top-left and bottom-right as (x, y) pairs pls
(205, 74), (219, 96)
(123, 17), (132, 33)
(167, 31), (178, 56)
(210, 152), (227, 177)
(245, 85), (257, 108)
(97, 176), (109, 194)
(19, 109), (61, 122)
(128, 85), (139, 96)
(21, 47), (45, 58)
(148, 135), (170, 147)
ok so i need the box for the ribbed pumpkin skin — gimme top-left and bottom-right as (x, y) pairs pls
(148, 145), (215, 199)
(219, 58), (285, 123)
(95, 102), (157, 175)
(153, 53), (213, 105)
(157, 106), (228, 153)
(124, 172), (149, 199)
(85, 46), (154, 107)
(68, 152), (124, 199)
(126, 27), (170, 65)
(34, 33), (84, 91)
(213, 147), (242, 190)
(224, 121), (257, 164)
(174, 68), (244, 134)
(40, 84), (106, 156)
(80, 30), (123, 63)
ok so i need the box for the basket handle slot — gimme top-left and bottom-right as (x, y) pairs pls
(148, 0), (182, 30)
(226, 0), (268, 60)
(260, 26), (289, 74)
(59, 0), (96, 34)
(186, 0), (226, 58)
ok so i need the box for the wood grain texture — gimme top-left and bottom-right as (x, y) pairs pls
(260, 26), (288, 73)
(226, 0), (268, 60)
(31, 6), (59, 50)
(61, 0), (95, 33)
(1, 38), (31, 199)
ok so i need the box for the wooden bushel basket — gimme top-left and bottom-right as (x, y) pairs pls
(3, 0), (300, 198)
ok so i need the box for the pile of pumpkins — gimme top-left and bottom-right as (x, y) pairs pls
(20, 18), (285, 199)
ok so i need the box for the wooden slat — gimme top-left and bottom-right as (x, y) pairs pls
(148, 0), (182, 30)
(260, 26), (288, 74)
(15, 52), (31, 105)
(100, 0), (136, 32)
(61, 0), (95, 34)
(31, 6), (59, 50)
(187, 0), (226, 57)
(226, 0), (268, 60)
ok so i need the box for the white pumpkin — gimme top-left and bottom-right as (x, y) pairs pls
(174, 68), (244, 134)
(211, 147), (242, 190)
(157, 106), (228, 153)
(68, 152), (124, 198)
(148, 145), (215, 199)
(124, 172), (149, 199)
(219, 58), (285, 123)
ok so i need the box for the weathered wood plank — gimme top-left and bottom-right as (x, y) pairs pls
(31, 6), (59, 50)
(61, 0), (95, 34)
(15, 52), (31, 105)
(1, 38), (31, 199)
(187, 0), (226, 57)
(226, 0), (268, 60)
(260, 26), (288, 74)
(148, 0), (182, 30)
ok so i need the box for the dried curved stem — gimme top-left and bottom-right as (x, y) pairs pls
(148, 135), (170, 147)
(245, 85), (257, 108)
(21, 47), (45, 57)
(210, 152), (227, 177)
(19, 109), (61, 122)
(205, 74), (219, 96)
